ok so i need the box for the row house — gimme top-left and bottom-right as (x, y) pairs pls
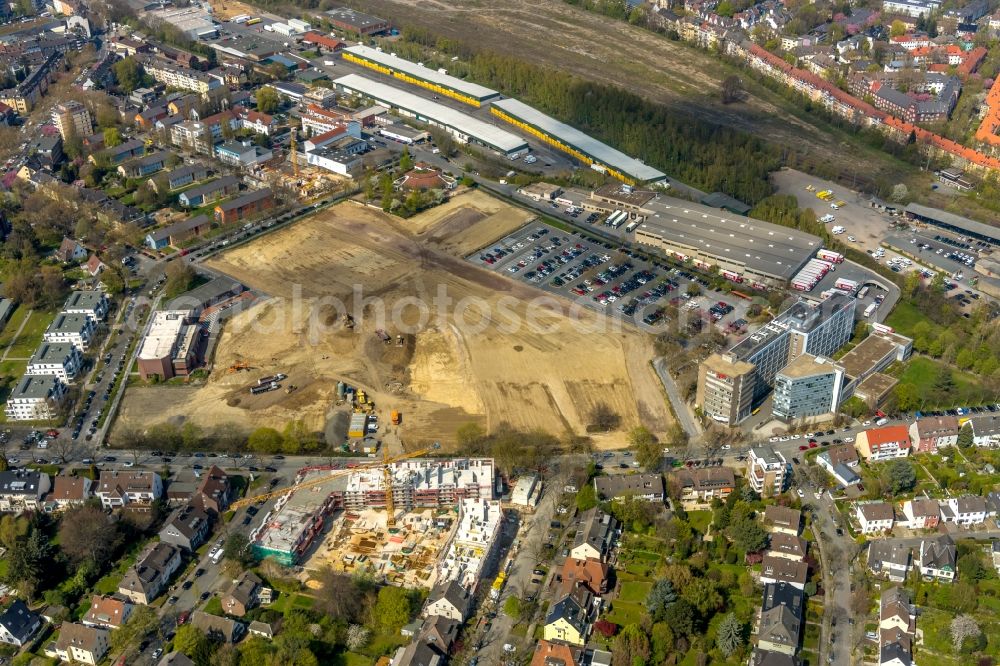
(756, 582), (803, 657)
(764, 506), (801, 536)
(879, 587), (916, 666)
(768, 533), (807, 562)
(856, 502), (895, 534)
(117, 151), (170, 179)
(918, 535), (956, 582)
(178, 175), (241, 208)
(423, 580), (472, 622)
(47, 622), (109, 665)
(940, 496), (988, 526)
(144, 215), (210, 250)
(92, 138), (145, 165)
(570, 508), (618, 562)
(214, 188), (274, 225)
(152, 164), (209, 192)
(43, 312), (95, 351)
(47, 475), (93, 510)
(760, 555), (809, 590)
(671, 466), (735, 505)
(900, 498), (940, 529)
(909, 415), (959, 452)
(159, 502), (212, 551)
(968, 414), (1000, 447)
(868, 541), (911, 582)
(542, 584), (594, 647)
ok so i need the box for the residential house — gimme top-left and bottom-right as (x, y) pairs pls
(543, 585), (593, 647)
(390, 616), (457, 665)
(49, 622), (109, 664)
(96, 471), (163, 509)
(942, 496), (988, 526)
(159, 503), (211, 551)
(47, 474), (92, 509)
(144, 215), (211, 250)
(570, 508), (618, 562)
(856, 502), (895, 534)
(158, 653), (196, 666)
(191, 611), (244, 643)
(557, 558), (610, 596)
(422, 580), (471, 622)
(214, 188), (274, 225)
(192, 465), (232, 515)
(900, 498), (940, 529)
(672, 466), (736, 505)
(919, 535), (956, 582)
(880, 641), (914, 666)
(248, 621), (274, 640)
(177, 175), (241, 208)
(764, 506), (802, 535)
(867, 541), (912, 582)
(748, 651), (801, 666)
(760, 555), (809, 590)
(879, 587), (915, 634)
(236, 107), (277, 136)
(117, 151), (169, 179)
(84, 255), (105, 277)
(856, 426), (911, 461)
(768, 533), (807, 561)
(0, 600), (42, 646)
(56, 237), (88, 263)
(221, 571), (262, 617)
(62, 290), (110, 322)
(0, 470), (51, 512)
(4, 374), (67, 420)
(152, 164), (208, 192)
(43, 313), (95, 351)
(118, 541), (182, 604)
(992, 541), (1000, 576)
(91, 138), (145, 165)
(214, 140), (272, 168)
(967, 415), (1000, 447)
(757, 583), (804, 656)
(531, 640), (582, 666)
(593, 474), (665, 503)
(83, 595), (133, 629)
(909, 415), (959, 453)
(747, 446), (788, 496)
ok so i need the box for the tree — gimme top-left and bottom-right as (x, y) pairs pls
(110, 606), (159, 657)
(103, 127), (122, 148)
(256, 86), (280, 114)
(589, 402), (621, 431)
(576, 484), (598, 512)
(662, 598), (696, 636)
(890, 19), (907, 37)
(629, 426), (660, 469)
(163, 260), (197, 299)
(0, 515), (28, 549)
(721, 75), (743, 104)
(5, 529), (52, 598)
(399, 147), (413, 172)
(315, 568), (368, 623)
(716, 612), (744, 656)
(728, 512), (768, 553)
(950, 614), (981, 652)
(374, 586), (414, 634)
(223, 532), (253, 569)
(173, 625), (213, 665)
(345, 624), (370, 651)
(886, 460), (916, 494)
(612, 624), (650, 666)
(681, 577), (722, 616)
(503, 595), (522, 620)
(58, 505), (120, 566)
(646, 578), (678, 621)
(891, 182), (909, 202)
(248, 427), (283, 454)
(112, 56), (144, 93)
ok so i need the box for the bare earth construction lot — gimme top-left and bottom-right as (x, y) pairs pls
(117, 191), (673, 447)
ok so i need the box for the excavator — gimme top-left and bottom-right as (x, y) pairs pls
(227, 360), (252, 373)
(231, 444), (440, 527)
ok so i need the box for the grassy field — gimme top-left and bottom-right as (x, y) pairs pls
(618, 580), (651, 603)
(885, 301), (934, 337)
(894, 357), (989, 408)
(0, 308), (57, 423)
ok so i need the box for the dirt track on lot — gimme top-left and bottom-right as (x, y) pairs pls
(117, 192), (673, 448)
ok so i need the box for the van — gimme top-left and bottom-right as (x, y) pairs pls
(875, 417), (888, 426)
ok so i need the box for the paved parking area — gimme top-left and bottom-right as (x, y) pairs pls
(885, 231), (978, 277)
(467, 222), (753, 332)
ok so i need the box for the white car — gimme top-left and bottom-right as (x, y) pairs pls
(769, 436), (780, 442)
(847, 236), (856, 242)
(796, 488), (805, 498)
(721, 444), (731, 450)
(123, 461), (135, 468)
(845, 436), (855, 443)
(814, 491), (822, 500)
(863, 420), (872, 426)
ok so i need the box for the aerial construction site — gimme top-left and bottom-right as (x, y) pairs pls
(116, 190), (673, 448)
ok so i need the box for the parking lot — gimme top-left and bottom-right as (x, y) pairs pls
(885, 230), (981, 277)
(466, 222), (753, 333)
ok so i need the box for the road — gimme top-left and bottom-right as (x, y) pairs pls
(653, 357), (702, 440)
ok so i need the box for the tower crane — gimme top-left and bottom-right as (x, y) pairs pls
(230, 444), (439, 515)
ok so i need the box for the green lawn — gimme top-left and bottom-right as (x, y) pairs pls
(895, 356), (990, 408)
(604, 599), (644, 626)
(618, 580), (651, 603)
(885, 300), (936, 337)
(687, 509), (712, 535)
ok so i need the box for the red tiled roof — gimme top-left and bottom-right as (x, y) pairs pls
(864, 425), (911, 447)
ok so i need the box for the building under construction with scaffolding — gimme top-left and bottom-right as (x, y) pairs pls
(251, 459), (497, 566)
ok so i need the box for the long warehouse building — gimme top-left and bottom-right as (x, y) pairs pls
(490, 98), (667, 186)
(631, 196), (820, 287)
(341, 45), (500, 107)
(333, 74), (528, 157)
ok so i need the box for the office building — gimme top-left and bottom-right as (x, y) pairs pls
(696, 353), (756, 426)
(747, 446), (788, 496)
(772, 354), (845, 421)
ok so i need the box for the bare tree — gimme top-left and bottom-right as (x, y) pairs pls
(721, 75), (744, 104)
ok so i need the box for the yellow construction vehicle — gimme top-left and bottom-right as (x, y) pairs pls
(228, 360), (251, 373)
(229, 444), (440, 512)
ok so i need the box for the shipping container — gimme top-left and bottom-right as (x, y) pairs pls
(348, 413), (368, 438)
(817, 249), (844, 263)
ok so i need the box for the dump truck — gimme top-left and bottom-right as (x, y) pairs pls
(348, 412), (368, 439)
(391, 410), (401, 425)
(250, 382), (280, 395)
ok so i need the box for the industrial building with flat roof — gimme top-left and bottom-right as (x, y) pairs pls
(490, 98), (667, 185)
(325, 7), (390, 35)
(633, 196), (821, 286)
(333, 74), (528, 157)
(903, 202), (1000, 246)
(341, 45), (499, 107)
(137, 310), (204, 381)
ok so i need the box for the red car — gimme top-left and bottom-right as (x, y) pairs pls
(808, 442), (818, 448)
(798, 445), (808, 451)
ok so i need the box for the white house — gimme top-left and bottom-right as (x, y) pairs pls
(61, 290), (110, 322)
(95, 471), (163, 509)
(48, 622), (109, 665)
(26, 342), (84, 382)
(942, 496), (988, 526)
(0, 470), (51, 512)
(919, 536), (956, 582)
(42, 312), (95, 351)
(856, 502), (895, 534)
(0, 601), (42, 647)
(900, 498), (940, 529)
(967, 415), (1000, 448)
(4, 374), (67, 421)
